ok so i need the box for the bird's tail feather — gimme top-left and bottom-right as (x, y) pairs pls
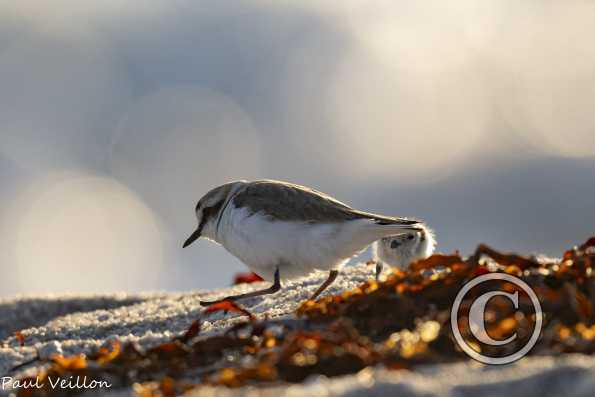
(361, 217), (422, 239)
(344, 218), (423, 253)
(353, 209), (420, 226)
(373, 218), (419, 226)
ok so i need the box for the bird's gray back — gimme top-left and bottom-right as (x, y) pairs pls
(232, 180), (416, 225)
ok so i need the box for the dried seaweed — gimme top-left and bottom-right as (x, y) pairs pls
(232, 272), (264, 285)
(15, 331), (25, 347)
(14, 236), (595, 396)
(204, 300), (256, 321)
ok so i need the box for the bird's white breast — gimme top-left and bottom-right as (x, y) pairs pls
(215, 204), (368, 281)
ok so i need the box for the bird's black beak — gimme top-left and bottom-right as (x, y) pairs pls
(183, 228), (201, 248)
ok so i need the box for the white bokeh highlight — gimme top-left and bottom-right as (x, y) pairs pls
(1, 172), (165, 296)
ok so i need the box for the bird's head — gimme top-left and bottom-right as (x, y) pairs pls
(376, 226), (436, 269)
(183, 181), (246, 247)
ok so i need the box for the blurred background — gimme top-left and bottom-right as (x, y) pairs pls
(1, 0), (594, 297)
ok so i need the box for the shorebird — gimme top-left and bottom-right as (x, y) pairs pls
(372, 228), (436, 279)
(183, 180), (424, 305)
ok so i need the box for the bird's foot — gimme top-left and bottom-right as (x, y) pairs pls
(200, 296), (238, 306)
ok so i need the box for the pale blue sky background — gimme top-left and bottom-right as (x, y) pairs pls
(1, 1), (594, 296)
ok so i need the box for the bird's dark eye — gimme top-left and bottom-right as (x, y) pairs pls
(407, 234), (414, 240)
(390, 240), (401, 249)
(204, 199), (225, 218)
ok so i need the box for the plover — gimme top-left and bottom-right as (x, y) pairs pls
(372, 227), (436, 279)
(183, 180), (424, 305)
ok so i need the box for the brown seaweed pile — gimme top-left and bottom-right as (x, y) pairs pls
(12, 237), (595, 396)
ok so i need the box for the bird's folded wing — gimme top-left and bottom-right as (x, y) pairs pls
(232, 180), (418, 225)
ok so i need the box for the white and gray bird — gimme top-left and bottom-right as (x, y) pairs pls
(183, 180), (425, 305)
(372, 227), (436, 279)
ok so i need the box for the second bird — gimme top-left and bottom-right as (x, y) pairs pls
(183, 180), (425, 305)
